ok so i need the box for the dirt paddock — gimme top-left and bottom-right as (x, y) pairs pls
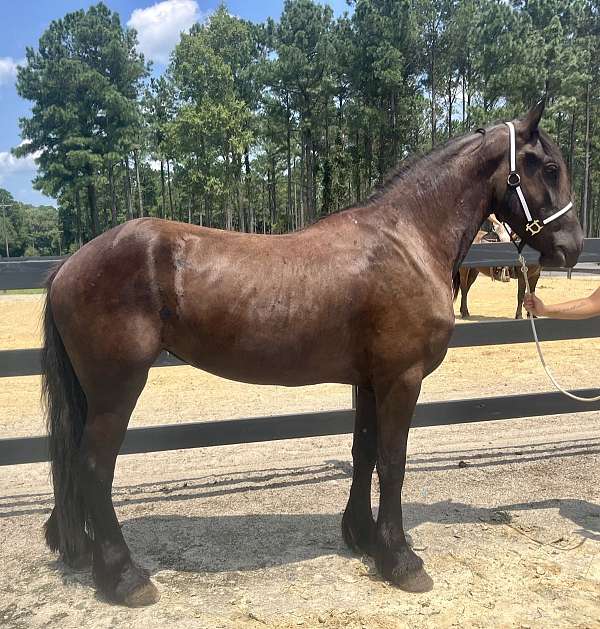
(0, 276), (599, 628)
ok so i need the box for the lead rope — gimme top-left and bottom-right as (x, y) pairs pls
(519, 254), (600, 402)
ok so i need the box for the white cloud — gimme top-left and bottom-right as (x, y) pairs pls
(0, 150), (40, 184)
(0, 57), (19, 86)
(128, 0), (201, 65)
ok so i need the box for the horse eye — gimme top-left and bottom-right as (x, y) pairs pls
(545, 163), (558, 175)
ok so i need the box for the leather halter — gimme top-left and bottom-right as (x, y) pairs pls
(505, 121), (573, 237)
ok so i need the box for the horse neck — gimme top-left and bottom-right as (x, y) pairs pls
(367, 131), (505, 276)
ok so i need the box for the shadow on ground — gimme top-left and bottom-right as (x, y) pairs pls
(115, 496), (599, 575)
(3, 436), (599, 518)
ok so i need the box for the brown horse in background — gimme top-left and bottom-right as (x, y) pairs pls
(459, 222), (542, 319)
(41, 102), (582, 606)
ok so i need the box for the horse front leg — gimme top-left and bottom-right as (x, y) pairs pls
(342, 385), (377, 556)
(373, 370), (433, 592)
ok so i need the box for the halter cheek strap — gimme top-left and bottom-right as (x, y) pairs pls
(505, 121), (573, 236)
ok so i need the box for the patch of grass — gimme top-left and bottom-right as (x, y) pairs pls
(0, 289), (45, 295)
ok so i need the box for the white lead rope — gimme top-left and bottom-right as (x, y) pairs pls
(519, 255), (600, 402)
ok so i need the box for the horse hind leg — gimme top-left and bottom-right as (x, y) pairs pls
(80, 375), (160, 606)
(43, 288), (161, 605)
(342, 386), (377, 556)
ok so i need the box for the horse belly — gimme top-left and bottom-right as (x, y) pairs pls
(167, 325), (355, 386)
(164, 296), (358, 387)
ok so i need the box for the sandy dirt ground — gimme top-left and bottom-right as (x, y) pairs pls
(0, 276), (599, 628)
(1, 419), (599, 629)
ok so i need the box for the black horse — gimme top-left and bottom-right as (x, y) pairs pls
(42, 101), (582, 605)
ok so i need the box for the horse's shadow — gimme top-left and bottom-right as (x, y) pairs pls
(119, 496), (600, 576)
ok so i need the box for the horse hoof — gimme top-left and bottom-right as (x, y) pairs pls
(392, 566), (434, 593)
(102, 561), (159, 607)
(377, 546), (434, 593)
(124, 581), (161, 607)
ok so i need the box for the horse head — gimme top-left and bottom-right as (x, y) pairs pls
(491, 99), (583, 268)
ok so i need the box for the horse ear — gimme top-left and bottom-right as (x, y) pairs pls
(521, 97), (546, 137)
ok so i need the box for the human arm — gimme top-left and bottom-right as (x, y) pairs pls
(524, 285), (600, 319)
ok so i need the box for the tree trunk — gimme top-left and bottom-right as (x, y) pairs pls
(353, 129), (361, 202)
(75, 188), (83, 248)
(305, 128), (315, 222)
(582, 82), (591, 237)
(568, 106), (576, 179)
(109, 163), (117, 228)
(300, 139), (306, 228)
(159, 160), (167, 220)
(286, 93), (293, 231)
(87, 182), (99, 238)
(225, 152), (233, 231)
(124, 158), (134, 221)
(244, 146), (254, 233)
(430, 45), (436, 147)
(166, 159), (175, 220)
(462, 71), (466, 129)
(378, 94), (386, 184)
(236, 154), (245, 232)
(133, 151), (144, 218)
(261, 178), (267, 234)
(391, 91), (398, 164)
(447, 78), (453, 138)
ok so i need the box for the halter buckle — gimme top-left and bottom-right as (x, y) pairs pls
(525, 220), (543, 236)
(507, 172), (521, 187)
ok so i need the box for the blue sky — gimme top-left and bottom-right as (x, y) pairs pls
(0, 0), (350, 206)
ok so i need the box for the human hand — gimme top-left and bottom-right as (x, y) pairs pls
(523, 293), (545, 317)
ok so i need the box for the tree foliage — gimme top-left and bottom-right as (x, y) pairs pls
(10, 0), (600, 255)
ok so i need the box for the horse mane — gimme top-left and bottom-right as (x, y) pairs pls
(364, 128), (487, 205)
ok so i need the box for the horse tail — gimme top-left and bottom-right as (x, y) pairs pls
(42, 263), (90, 563)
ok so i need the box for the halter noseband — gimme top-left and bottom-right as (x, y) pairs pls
(505, 121), (573, 237)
